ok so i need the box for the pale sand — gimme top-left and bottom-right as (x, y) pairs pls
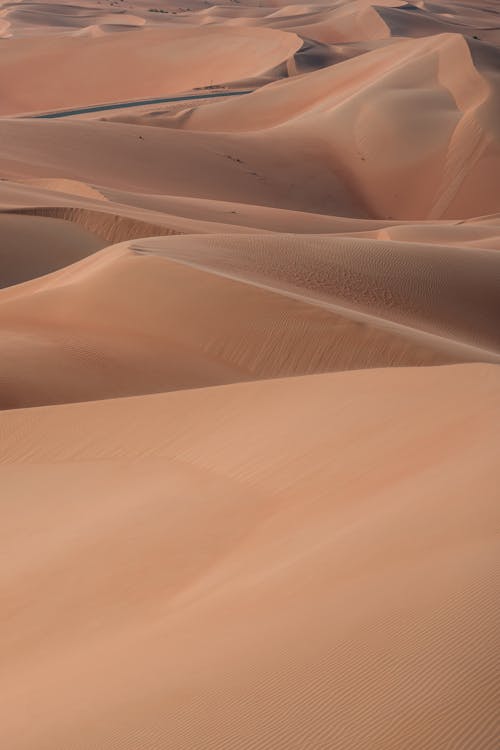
(0, 0), (499, 747)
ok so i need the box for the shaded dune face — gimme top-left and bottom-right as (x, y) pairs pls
(0, 1), (499, 749)
(0, 213), (106, 287)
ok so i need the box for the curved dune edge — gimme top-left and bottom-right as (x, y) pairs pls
(130, 233), (500, 352)
(2, 179), (500, 242)
(3, 200), (500, 295)
(0, 177), (295, 236)
(7, 207), (183, 245)
(0, 233), (498, 409)
(1, 364), (499, 749)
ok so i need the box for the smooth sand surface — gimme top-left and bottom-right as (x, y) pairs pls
(1, 365), (499, 749)
(1, 26), (301, 115)
(0, 212), (105, 287)
(1, 0), (499, 747)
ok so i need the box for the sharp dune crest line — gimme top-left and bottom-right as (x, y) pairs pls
(1, 233), (499, 408)
(0, 1), (499, 748)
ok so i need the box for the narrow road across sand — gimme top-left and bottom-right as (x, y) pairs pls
(30, 90), (254, 119)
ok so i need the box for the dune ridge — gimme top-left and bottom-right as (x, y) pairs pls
(7, 207), (183, 244)
(1, 231), (499, 408)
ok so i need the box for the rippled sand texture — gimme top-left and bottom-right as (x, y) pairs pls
(1, 1), (499, 748)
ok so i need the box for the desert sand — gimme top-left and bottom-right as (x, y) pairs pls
(0, 0), (499, 748)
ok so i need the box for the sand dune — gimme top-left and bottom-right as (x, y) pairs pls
(132, 233), (500, 350)
(1, 25), (300, 116)
(3, 178), (500, 240)
(0, 180), (279, 236)
(377, 1), (500, 44)
(0, 231), (498, 408)
(0, 116), (367, 216)
(1, 364), (499, 749)
(0, 237), (453, 408)
(3, 32), (497, 219)
(160, 32), (500, 220)
(1, 1), (499, 748)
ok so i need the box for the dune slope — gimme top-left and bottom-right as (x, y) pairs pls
(0, 212), (105, 287)
(1, 231), (499, 408)
(1, 364), (499, 749)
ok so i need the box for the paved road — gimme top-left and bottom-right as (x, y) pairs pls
(31, 90), (254, 119)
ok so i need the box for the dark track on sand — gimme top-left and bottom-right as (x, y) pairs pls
(30, 90), (254, 119)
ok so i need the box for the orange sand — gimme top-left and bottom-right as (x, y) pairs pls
(0, 1), (499, 748)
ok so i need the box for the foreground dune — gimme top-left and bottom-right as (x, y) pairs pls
(1, 364), (499, 749)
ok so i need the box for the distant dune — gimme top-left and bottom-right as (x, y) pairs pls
(1, 25), (301, 116)
(0, 0), (499, 748)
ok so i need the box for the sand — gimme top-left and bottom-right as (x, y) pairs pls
(2, 365), (499, 749)
(0, 0), (499, 748)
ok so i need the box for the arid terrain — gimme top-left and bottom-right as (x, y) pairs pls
(1, 1), (499, 748)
